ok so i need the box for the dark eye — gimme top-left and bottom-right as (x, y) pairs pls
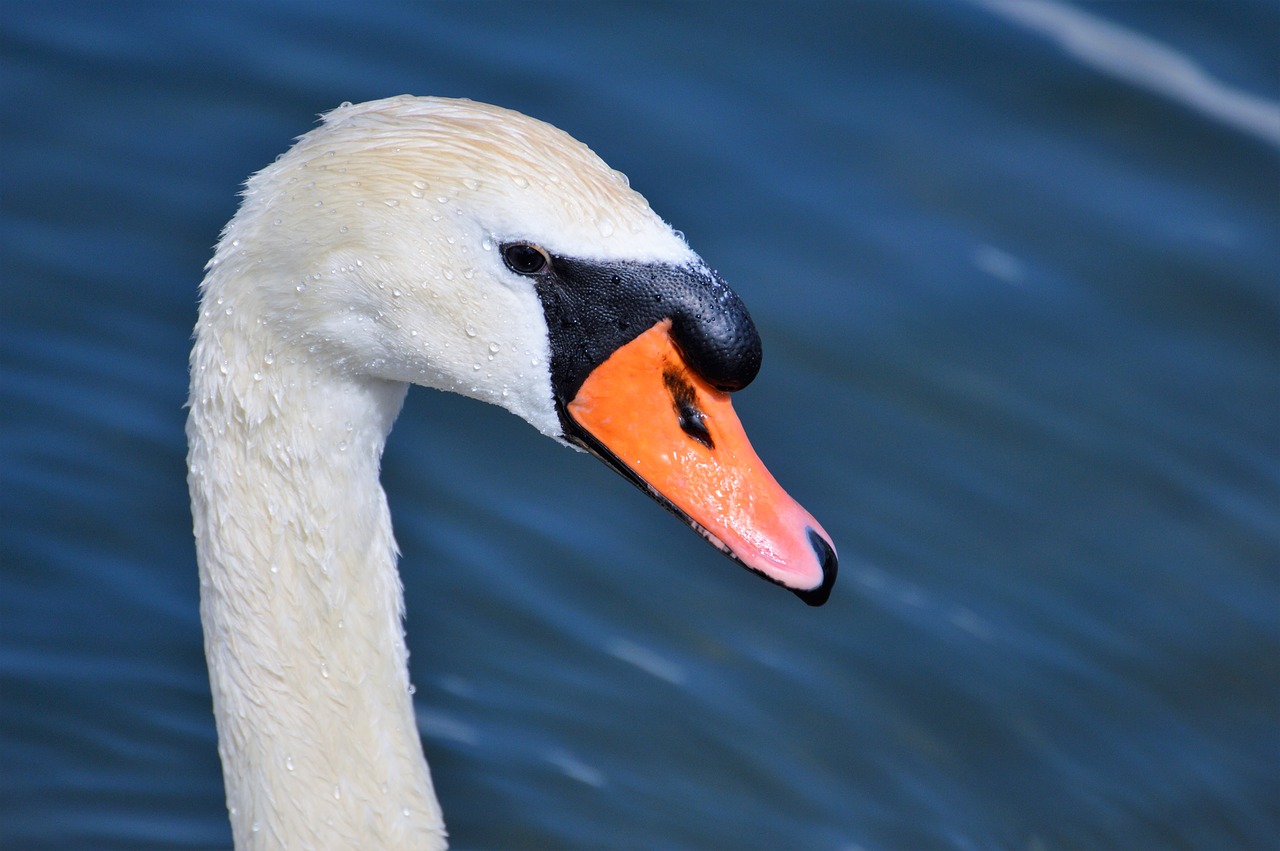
(501, 243), (549, 275)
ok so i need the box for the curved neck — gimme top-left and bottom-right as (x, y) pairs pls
(187, 309), (446, 850)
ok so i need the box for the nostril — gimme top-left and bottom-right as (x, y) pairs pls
(663, 367), (714, 449)
(676, 403), (713, 449)
(793, 529), (838, 607)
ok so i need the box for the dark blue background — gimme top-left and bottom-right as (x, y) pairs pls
(3, 2), (1278, 848)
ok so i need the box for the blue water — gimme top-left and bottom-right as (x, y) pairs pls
(3, 2), (1278, 849)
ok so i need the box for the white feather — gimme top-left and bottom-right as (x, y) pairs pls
(188, 96), (697, 849)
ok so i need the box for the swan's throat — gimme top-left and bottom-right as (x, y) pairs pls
(188, 337), (446, 850)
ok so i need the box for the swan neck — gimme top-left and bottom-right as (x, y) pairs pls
(188, 322), (446, 849)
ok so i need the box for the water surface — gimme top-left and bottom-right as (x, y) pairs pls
(2, 2), (1278, 848)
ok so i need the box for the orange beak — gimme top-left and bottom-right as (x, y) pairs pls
(562, 320), (837, 605)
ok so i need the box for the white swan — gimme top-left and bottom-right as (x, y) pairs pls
(187, 95), (836, 850)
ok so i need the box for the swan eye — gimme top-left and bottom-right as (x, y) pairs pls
(501, 243), (549, 275)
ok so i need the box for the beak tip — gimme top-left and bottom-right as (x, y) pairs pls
(791, 528), (838, 607)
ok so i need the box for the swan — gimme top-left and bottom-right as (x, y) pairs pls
(187, 95), (837, 850)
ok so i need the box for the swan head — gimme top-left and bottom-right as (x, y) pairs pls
(204, 95), (836, 604)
